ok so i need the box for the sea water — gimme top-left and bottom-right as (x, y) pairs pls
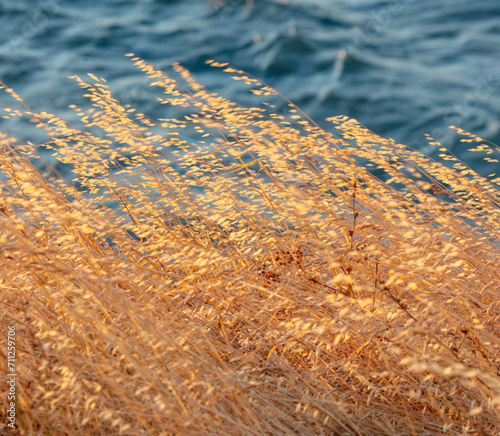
(0, 0), (499, 178)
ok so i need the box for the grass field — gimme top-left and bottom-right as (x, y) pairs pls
(1, 55), (499, 435)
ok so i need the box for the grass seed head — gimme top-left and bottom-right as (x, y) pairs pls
(0, 56), (499, 435)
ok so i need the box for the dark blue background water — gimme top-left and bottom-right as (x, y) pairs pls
(1, 0), (500, 177)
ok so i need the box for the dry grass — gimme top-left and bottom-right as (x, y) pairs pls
(0, 55), (499, 435)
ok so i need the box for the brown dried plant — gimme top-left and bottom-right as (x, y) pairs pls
(0, 55), (499, 435)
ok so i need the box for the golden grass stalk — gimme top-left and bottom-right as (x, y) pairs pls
(0, 55), (499, 435)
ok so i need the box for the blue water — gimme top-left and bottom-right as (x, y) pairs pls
(1, 0), (500, 177)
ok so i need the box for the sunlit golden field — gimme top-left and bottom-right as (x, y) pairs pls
(1, 55), (500, 435)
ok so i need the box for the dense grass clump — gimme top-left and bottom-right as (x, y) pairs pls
(1, 55), (499, 435)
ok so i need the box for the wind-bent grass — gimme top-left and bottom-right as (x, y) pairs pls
(0, 55), (499, 435)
